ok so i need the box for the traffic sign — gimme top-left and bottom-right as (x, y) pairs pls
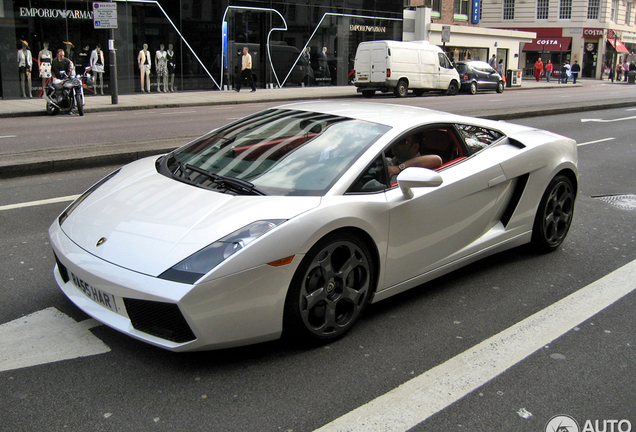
(93, 2), (118, 29)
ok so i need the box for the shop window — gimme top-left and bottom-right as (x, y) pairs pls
(503, 0), (515, 20)
(627, 3), (632, 25)
(537, 0), (550, 19)
(587, 0), (600, 19)
(559, 0), (572, 19)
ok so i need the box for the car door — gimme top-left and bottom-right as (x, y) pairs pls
(371, 47), (387, 83)
(482, 64), (499, 89)
(437, 52), (456, 89)
(381, 144), (507, 290)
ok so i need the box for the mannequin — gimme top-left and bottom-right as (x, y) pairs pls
(77, 45), (90, 75)
(90, 44), (105, 95)
(63, 41), (75, 73)
(155, 43), (168, 92)
(137, 44), (151, 92)
(167, 44), (176, 92)
(38, 42), (52, 93)
(17, 41), (33, 98)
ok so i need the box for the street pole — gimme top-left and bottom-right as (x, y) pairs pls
(109, 0), (118, 104)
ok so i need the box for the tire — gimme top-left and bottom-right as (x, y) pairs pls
(283, 232), (375, 344)
(362, 90), (375, 98)
(394, 80), (408, 98)
(469, 82), (478, 95)
(496, 81), (505, 93)
(46, 102), (59, 116)
(75, 93), (84, 116)
(446, 80), (459, 95)
(531, 175), (575, 253)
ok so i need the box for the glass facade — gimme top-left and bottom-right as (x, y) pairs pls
(1, 0), (403, 98)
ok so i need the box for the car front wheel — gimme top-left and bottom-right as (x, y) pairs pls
(496, 81), (505, 93)
(531, 175), (575, 252)
(283, 232), (374, 344)
(446, 80), (459, 95)
(394, 80), (408, 97)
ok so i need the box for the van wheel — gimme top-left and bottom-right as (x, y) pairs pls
(496, 81), (505, 93)
(446, 81), (459, 96)
(469, 82), (478, 95)
(362, 90), (375, 98)
(394, 80), (408, 98)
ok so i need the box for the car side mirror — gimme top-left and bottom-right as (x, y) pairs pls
(397, 168), (443, 199)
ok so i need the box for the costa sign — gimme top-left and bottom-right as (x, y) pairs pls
(583, 28), (604, 37)
(536, 39), (560, 45)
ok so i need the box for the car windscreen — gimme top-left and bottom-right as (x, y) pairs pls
(163, 108), (391, 196)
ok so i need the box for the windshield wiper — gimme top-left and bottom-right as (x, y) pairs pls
(185, 164), (266, 196)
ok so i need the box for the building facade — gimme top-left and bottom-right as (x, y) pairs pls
(480, 0), (636, 79)
(1, 0), (403, 99)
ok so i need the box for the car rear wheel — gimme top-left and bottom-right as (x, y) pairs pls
(496, 81), (505, 93)
(394, 80), (408, 98)
(531, 175), (575, 252)
(469, 82), (478, 95)
(283, 232), (374, 344)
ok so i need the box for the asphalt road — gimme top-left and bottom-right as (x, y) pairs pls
(0, 106), (635, 432)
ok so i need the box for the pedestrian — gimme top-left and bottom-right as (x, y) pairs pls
(235, 46), (256, 93)
(571, 60), (581, 84)
(545, 59), (553, 83)
(90, 44), (105, 95)
(489, 54), (497, 69)
(616, 62), (623, 81)
(534, 57), (544, 82)
(561, 61), (571, 84)
(624, 60), (630, 81)
(497, 58), (505, 79)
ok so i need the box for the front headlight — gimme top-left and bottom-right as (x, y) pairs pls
(158, 220), (286, 284)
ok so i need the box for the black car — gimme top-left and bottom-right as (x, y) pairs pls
(455, 60), (505, 94)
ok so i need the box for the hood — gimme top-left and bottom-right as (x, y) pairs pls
(61, 158), (320, 276)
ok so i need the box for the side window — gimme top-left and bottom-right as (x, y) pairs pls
(438, 53), (452, 69)
(348, 154), (389, 193)
(455, 124), (504, 155)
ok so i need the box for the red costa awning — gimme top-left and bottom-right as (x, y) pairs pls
(523, 37), (571, 52)
(608, 38), (630, 53)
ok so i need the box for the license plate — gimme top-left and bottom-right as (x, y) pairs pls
(71, 272), (119, 313)
(358, 76), (368, 81)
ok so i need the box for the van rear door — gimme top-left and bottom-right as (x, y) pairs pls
(371, 46), (388, 82)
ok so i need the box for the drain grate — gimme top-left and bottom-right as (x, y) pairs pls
(593, 194), (636, 210)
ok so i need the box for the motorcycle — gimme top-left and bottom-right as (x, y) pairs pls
(43, 69), (88, 116)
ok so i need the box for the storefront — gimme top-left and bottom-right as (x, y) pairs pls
(520, 28), (571, 78)
(1, 0), (403, 99)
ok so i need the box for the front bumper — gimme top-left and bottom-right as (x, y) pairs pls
(49, 221), (299, 351)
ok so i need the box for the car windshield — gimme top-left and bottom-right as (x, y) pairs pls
(163, 108), (390, 196)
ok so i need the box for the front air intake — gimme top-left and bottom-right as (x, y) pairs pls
(124, 298), (196, 343)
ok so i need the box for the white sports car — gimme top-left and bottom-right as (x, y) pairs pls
(49, 101), (577, 351)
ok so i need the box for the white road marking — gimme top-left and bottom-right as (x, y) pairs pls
(161, 110), (197, 115)
(577, 137), (615, 147)
(0, 307), (110, 373)
(0, 195), (79, 211)
(0, 135), (17, 139)
(314, 259), (636, 432)
(581, 115), (636, 123)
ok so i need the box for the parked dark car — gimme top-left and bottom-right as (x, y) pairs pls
(455, 60), (505, 94)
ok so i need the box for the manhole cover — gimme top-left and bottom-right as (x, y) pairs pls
(593, 194), (636, 210)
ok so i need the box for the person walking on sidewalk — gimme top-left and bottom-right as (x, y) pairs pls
(235, 47), (256, 93)
(545, 60), (553, 83)
(571, 61), (581, 84)
(534, 58), (544, 82)
(561, 61), (571, 84)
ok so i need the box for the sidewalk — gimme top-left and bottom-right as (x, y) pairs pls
(0, 78), (628, 179)
(0, 78), (586, 119)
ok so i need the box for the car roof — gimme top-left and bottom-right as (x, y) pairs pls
(275, 101), (466, 130)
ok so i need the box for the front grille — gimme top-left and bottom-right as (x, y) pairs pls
(54, 253), (70, 283)
(124, 298), (196, 343)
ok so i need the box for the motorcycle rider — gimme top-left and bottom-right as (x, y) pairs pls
(51, 49), (72, 81)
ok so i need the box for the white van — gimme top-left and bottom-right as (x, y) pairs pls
(354, 40), (460, 98)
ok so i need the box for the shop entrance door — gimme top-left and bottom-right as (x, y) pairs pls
(582, 42), (598, 78)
